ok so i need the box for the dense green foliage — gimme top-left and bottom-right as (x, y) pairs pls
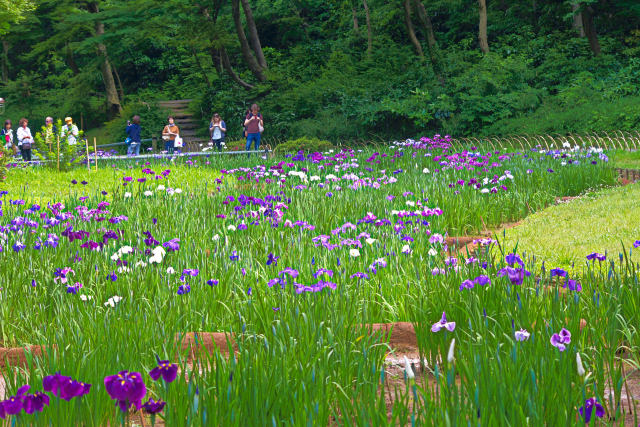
(0, 0), (639, 142)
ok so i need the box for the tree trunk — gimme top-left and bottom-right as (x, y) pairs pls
(412, 0), (443, 83)
(111, 61), (125, 102)
(403, 0), (424, 58)
(571, 3), (585, 37)
(352, 6), (359, 33)
(240, 0), (267, 69)
(220, 47), (255, 89)
(231, 0), (266, 82)
(87, 2), (122, 117)
(362, 0), (373, 58)
(581, 5), (601, 56)
(1, 41), (9, 83)
(478, 0), (489, 53)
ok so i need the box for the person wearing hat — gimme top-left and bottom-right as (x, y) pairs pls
(44, 117), (58, 150)
(60, 117), (79, 145)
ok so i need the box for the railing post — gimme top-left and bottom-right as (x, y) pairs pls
(152, 135), (157, 153)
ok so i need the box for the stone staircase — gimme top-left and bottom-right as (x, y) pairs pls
(158, 100), (208, 152)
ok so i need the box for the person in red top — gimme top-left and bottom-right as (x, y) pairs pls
(244, 104), (263, 155)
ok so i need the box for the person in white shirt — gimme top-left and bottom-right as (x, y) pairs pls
(16, 118), (34, 162)
(60, 116), (79, 145)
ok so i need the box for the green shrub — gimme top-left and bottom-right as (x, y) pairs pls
(273, 137), (334, 154)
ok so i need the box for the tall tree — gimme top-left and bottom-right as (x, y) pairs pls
(231, 0), (266, 82)
(0, 0), (35, 35)
(478, 0), (489, 53)
(240, 0), (267, 69)
(403, 0), (424, 58)
(87, 1), (122, 117)
(580, 3), (601, 56)
(362, 0), (373, 58)
(412, 0), (444, 82)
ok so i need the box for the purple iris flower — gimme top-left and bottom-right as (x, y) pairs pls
(634, 240), (640, 248)
(431, 312), (456, 332)
(182, 268), (199, 277)
(142, 398), (166, 415)
(578, 397), (604, 423)
(586, 252), (606, 261)
(280, 267), (299, 278)
(12, 241), (26, 253)
(514, 329), (530, 341)
(266, 252), (279, 266)
(550, 328), (571, 351)
(563, 279), (582, 292)
(229, 251), (239, 261)
(505, 253), (524, 267)
(497, 266), (530, 285)
(207, 279), (219, 286)
(177, 284), (191, 295)
(163, 238), (180, 252)
(107, 272), (117, 282)
(43, 373), (91, 401)
(149, 361), (178, 383)
(22, 392), (50, 414)
(474, 275), (491, 286)
(459, 279), (474, 291)
(104, 371), (147, 412)
(550, 268), (567, 278)
(2, 385), (31, 415)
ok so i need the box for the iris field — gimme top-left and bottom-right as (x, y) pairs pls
(1, 136), (638, 426)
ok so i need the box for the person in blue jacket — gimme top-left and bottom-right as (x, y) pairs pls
(126, 115), (142, 156)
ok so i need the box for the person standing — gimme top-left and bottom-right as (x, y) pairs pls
(209, 113), (226, 151)
(60, 117), (79, 145)
(16, 118), (34, 162)
(244, 104), (263, 155)
(162, 116), (179, 155)
(44, 117), (58, 150)
(1, 120), (16, 155)
(126, 115), (142, 156)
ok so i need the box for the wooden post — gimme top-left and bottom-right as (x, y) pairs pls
(56, 136), (60, 171)
(85, 138), (90, 172)
(93, 137), (98, 172)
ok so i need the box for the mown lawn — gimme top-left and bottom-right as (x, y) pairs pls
(499, 183), (640, 271)
(609, 149), (640, 170)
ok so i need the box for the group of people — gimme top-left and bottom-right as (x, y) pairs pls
(0, 104), (265, 161)
(1, 116), (79, 161)
(203, 103), (264, 154)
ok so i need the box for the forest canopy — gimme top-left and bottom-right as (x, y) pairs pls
(1, 0), (639, 142)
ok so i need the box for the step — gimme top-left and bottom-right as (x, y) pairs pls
(158, 99), (193, 106)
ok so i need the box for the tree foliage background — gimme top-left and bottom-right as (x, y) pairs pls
(1, 0), (639, 141)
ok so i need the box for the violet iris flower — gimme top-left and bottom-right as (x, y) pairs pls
(497, 266), (530, 285)
(104, 371), (147, 412)
(514, 329), (530, 341)
(431, 312), (456, 332)
(634, 240), (640, 249)
(149, 361), (178, 383)
(550, 328), (571, 351)
(207, 279), (219, 286)
(474, 275), (491, 286)
(578, 397), (604, 423)
(22, 392), (50, 414)
(459, 279), (474, 290)
(177, 284), (191, 295)
(280, 267), (299, 278)
(266, 252), (279, 266)
(505, 253), (524, 267)
(43, 373), (91, 401)
(563, 279), (582, 292)
(2, 385), (31, 415)
(550, 268), (567, 278)
(163, 238), (180, 252)
(142, 398), (166, 414)
(229, 251), (239, 261)
(586, 252), (606, 261)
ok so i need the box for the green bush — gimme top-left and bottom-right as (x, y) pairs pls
(273, 137), (334, 154)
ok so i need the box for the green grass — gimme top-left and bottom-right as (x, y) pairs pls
(499, 183), (640, 271)
(609, 149), (640, 170)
